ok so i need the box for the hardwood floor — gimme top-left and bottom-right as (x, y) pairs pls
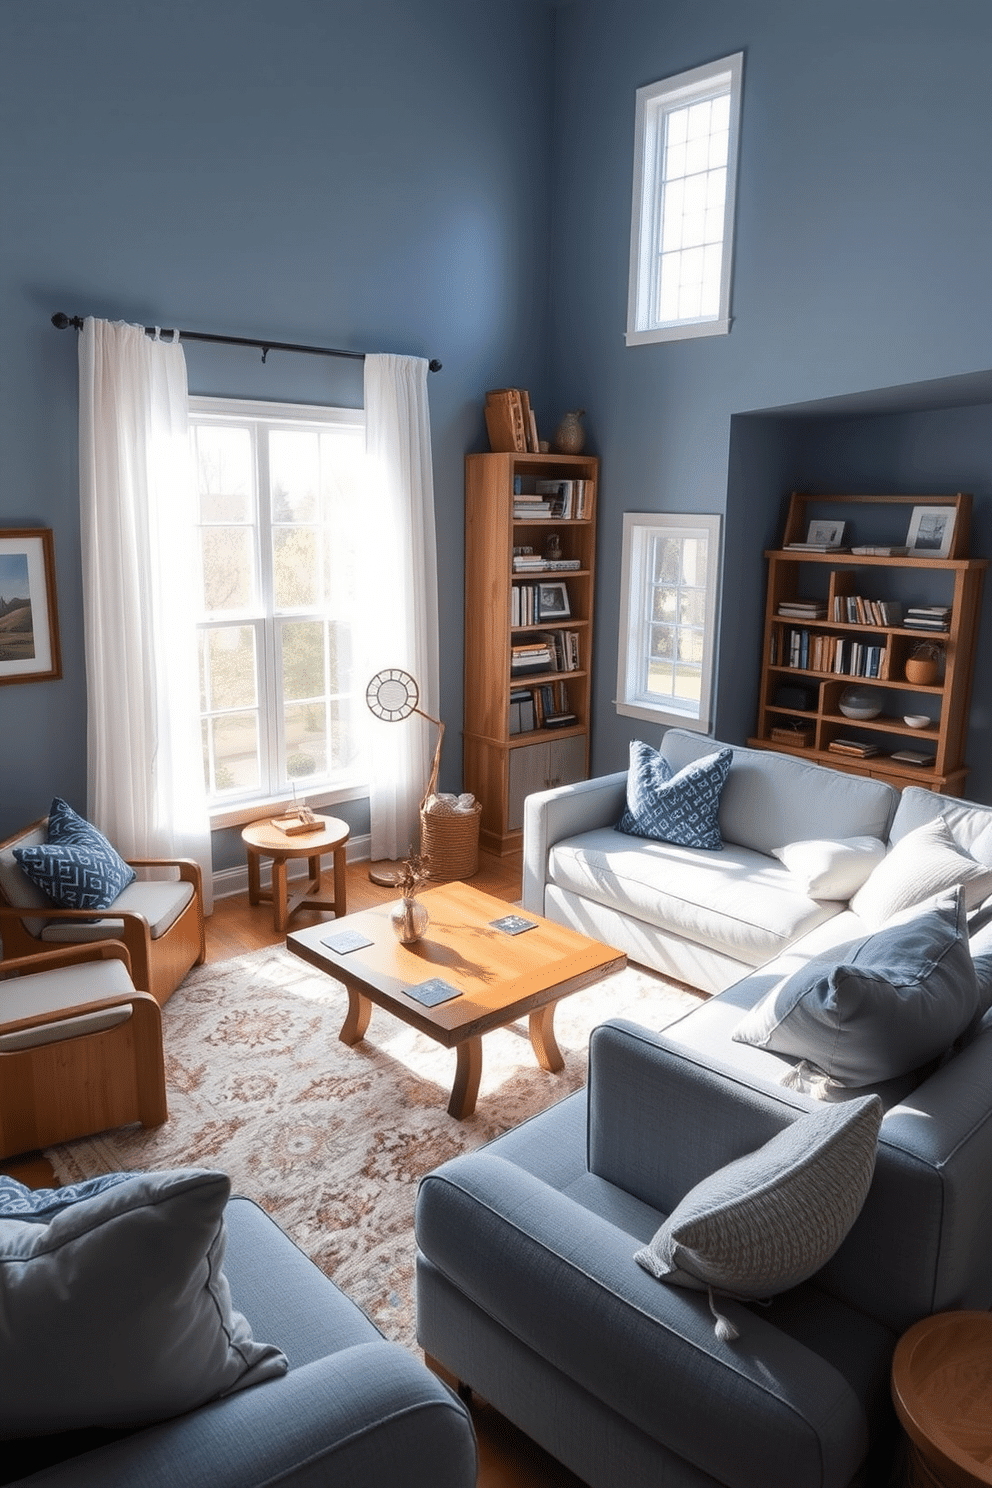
(5, 846), (587, 1487)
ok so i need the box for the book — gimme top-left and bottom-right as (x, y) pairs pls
(485, 389), (528, 452)
(889, 750), (934, 766)
(784, 542), (848, 552)
(850, 546), (909, 556)
(829, 739), (880, 757)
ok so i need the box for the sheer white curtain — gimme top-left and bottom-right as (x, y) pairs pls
(363, 354), (440, 862)
(77, 318), (213, 909)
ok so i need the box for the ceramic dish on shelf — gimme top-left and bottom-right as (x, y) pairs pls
(838, 684), (883, 721)
(903, 714), (931, 729)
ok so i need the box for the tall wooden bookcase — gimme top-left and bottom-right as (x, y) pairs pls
(749, 492), (987, 795)
(463, 451), (599, 855)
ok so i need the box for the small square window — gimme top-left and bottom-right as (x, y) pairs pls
(627, 53), (743, 345)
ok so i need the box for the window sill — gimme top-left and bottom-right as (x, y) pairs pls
(625, 316), (731, 347)
(210, 780), (368, 832)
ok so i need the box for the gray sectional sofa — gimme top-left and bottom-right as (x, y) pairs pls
(416, 734), (992, 1488)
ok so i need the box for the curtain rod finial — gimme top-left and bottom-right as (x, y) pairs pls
(52, 313), (84, 331)
(429, 358), (442, 373)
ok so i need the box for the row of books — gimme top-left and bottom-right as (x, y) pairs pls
(512, 479), (593, 521)
(485, 388), (539, 453)
(511, 581), (571, 626)
(830, 595), (904, 626)
(775, 627), (889, 678)
(509, 681), (576, 735)
(512, 556), (581, 573)
(828, 739), (934, 768)
(510, 631), (581, 676)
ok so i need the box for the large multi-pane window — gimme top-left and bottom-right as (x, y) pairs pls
(616, 513), (721, 730)
(626, 53), (743, 344)
(190, 398), (368, 806)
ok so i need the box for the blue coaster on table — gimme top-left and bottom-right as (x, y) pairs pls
(489, 914), (537, 935)
(321, 929), (374, 954)
(407, 978), (462, 1008)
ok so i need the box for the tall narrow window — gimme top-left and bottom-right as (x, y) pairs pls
(626, 53), (743, 344)
(190, 397), (368, 807)
(616, 513), (721, 730)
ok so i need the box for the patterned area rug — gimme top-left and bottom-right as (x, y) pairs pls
(48, 945), (702, 1348)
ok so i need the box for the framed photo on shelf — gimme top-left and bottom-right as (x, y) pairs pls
(0, 528), (62, 685)
(806, 519), (845, 545)
(537, 581), (570, 619)
(906, 505), (956, 558)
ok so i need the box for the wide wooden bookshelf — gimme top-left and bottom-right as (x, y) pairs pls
(463, 451), (599, 854)
(749, 491), (987, 795)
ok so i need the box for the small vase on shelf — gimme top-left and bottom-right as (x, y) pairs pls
(553, 409), (586, 455)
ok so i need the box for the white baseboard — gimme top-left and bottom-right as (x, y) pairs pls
(212, 831), (371, 902)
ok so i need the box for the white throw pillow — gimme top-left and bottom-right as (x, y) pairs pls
(634, 1096), (883, 1336)
(771, 836), (886, 900)
(850, 816), (992, 929)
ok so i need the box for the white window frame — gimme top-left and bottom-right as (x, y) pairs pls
(616, 512), (721, 731)
(626, 52), (743, 345)
(189, 396), (370, 822)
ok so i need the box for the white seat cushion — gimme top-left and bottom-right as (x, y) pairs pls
(40, 879), (195, 943)
(548, 828), (840, 968)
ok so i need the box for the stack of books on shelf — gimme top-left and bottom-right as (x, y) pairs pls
(512, 551), (546, 572)
(508, 680), (575, 734)
(510, 640), (553, 676)
(829, 738), (881, 759)
(777, 599), (828, 620)
(784, 540), (848, 552)
(831, 595), (903, 625)
(485, 388), (539, 453)
(537, 629), (580, 672)
(904, 605), (951, 632)
(513, 494), (553, 518)
(534, 478), (593, 519)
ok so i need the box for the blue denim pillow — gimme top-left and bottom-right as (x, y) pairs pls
(13, 799), (136, 909)
(617, 741), (731, 851)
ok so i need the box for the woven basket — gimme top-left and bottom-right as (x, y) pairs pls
(420, 800), (481, 881)
(418, 748), (481, 881)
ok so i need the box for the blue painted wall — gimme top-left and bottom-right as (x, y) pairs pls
(0, 0), (556, 846)
(548, 0), (992, 797)
(3, 0), (992, 861)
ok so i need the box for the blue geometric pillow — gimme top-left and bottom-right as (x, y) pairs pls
(13, 842), (135, 910)
(617, 741), (732, 851)
(0, 1172), (136, 1223)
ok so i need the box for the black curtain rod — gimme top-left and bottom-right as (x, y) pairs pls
(51, 313), (441, 372)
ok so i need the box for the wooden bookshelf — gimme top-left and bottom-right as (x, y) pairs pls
(749, 492), (987, 794)
(463, 451), (599, 854)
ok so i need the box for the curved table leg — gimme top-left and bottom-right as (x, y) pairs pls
(448, 1037), (483, 1120)
(528, 1002), (564, 1073)
(339, 988), (373, 1046)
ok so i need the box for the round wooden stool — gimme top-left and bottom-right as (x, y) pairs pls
(242, 815), (349, 934)
(891, 1311), (992, 1487)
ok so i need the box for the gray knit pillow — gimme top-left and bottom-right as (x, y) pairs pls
(635, 1095), (882, 1334)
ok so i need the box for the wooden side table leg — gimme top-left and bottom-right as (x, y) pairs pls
(448, 1037), (483, 1120)
(528, 1003), (564, 1073)
(246, 848), (261, 907)
(271, 858), (289, 934)
(308, 853), (321, 893)
(333, 844), (347, 916)
(340, 988), (373, 1046)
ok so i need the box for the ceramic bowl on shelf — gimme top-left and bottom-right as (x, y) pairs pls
(838, 684), (884, 720)
(903, 714), (931, 729)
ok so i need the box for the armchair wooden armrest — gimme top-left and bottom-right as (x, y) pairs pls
(0, 935), (133, 978)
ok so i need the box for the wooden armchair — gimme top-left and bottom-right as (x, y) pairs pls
(0, 818), (206, 1007)
(0, 940), (167, 1159)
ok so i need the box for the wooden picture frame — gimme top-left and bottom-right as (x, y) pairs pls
(537, 580), (570, 619)
(906, 506), (956, 559)
(0, 528), (62, 685)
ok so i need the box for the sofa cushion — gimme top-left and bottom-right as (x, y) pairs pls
(617, 742), (731, 850)
(0, 1168), (288, 1438)
(771, 837), (886, 900)
(634, 1095), (882, 1314)
(733, 888), (978, 1088)
(548, 830), (841, 967)
(850, 816), (992, 928)
(39, 876), (195, 943)
(888, 785), (992, 863)
(659, 730), (897, 857)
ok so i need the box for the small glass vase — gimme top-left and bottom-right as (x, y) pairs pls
(391, 895), (429, 945)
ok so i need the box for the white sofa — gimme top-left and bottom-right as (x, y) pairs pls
(522, 728), (991, 995)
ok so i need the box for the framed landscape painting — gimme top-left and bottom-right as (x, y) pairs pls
(0, 528), (62, 684)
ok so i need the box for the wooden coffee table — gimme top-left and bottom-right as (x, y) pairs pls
(286, 880), (625, 1119)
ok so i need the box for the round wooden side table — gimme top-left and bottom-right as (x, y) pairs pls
(891, 1311), (992, 1487)
(242, 815), (349, 934)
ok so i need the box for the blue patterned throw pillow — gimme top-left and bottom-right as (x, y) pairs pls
(617, 741), (732, 850)
(0, 1172), (136, 1222)
(13, 799), (135, 910)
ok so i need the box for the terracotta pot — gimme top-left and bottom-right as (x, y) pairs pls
(905, 657), (939, 686)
